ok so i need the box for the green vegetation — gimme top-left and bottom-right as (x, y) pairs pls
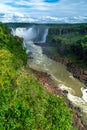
(0, 22), (74, 129)
(46, 24), (87, 67)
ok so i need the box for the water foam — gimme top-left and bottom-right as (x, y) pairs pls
(67, 93), (87, 113)
(81, 88), (87, 102)
(58, 84), (87, 113)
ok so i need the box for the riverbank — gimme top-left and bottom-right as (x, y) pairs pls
(42, 47), (87, 86)
(31, 68), (87, 130)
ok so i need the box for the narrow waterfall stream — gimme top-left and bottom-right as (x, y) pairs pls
(12, 26), (87, 124)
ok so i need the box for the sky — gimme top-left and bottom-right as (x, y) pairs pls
(0, 0), (87, 23)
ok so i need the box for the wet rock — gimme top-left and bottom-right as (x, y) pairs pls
(83, 70), (87, 75)
(28, 56), (33, 59)
(62, 90), (68, 96)
(74, 107), (81, 113)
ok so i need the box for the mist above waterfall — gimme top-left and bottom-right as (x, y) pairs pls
(12, 25), (48, 43)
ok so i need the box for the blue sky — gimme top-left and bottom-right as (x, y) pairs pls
(0, 0), (87, 23)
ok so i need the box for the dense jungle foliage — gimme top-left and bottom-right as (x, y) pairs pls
(46, 24), (87, 67)
(0, 22), (74, 130)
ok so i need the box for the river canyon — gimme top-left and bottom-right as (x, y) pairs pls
(11, 25), (87, 124)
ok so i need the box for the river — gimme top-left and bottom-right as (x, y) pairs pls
(12, 26), (87, 124)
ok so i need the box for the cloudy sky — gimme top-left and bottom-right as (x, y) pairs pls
(0, 0), (87, 23)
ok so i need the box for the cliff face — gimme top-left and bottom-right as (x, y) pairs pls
(67, 63), (87, 86)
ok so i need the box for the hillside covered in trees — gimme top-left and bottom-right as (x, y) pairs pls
(43, 24), (87, 85)
(0, 22), (76, 130)
(46, 24), (87, 66)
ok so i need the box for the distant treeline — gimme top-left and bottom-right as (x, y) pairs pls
(46, 23), (87, 67)
(5, 22), (87, 28)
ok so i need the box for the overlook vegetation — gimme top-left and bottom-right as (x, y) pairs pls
(46, 24), (87, 67)
(0, 22), (74, 130)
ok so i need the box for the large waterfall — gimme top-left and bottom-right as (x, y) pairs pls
(12, 25), (87, 124)
(12, 25), (48, 43)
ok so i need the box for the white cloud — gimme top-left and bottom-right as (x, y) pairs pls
(0, 0), (87, 23)
(0, 3), (15, 13)
(1, 14), (87, 23)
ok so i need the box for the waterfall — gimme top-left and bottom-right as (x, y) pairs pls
(11, 28), (26, 37)
(12, 25), (48, 43)
(42, 29), (48, 43)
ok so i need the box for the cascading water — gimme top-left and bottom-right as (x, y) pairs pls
(12, 26), (87, 124)
(12, 26), (48, 43)
(41, 29), (48, 43)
